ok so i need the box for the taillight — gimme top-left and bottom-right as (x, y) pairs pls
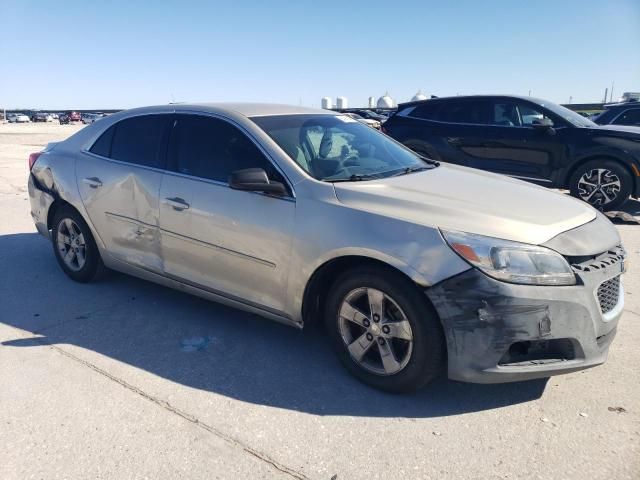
(29, 152), (42, 170)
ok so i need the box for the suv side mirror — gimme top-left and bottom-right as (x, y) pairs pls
(229, 168), (287, 196)
(531, 117), (554, 130)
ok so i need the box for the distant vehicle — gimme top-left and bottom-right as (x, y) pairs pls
(618, 92), (640, 103)
(27, 103), (625, 392)
(383, 95), (640, 210)
(345, 109), (388, 122)
(592, 103), (640, 128)
(9, 113), (30, 123)
(32, 112), (54, 122)
(81, 114), (95, 124)
(343, 112), (381, 130)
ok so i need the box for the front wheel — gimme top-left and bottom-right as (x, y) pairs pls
(325, 266), (445, 393)
(569, 159), (632, 211)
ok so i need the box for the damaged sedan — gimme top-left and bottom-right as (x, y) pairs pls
(28, 103), (625, 392)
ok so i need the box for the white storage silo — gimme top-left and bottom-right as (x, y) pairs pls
(368, 96), (376, 108)
(336, 96), (348, 109)
(411, 90), (428, 102)
(377, 92), (395, 109)
(321, 97), (332, 109)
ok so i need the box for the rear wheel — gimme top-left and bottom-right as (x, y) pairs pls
(325, 266), (445, 393)
(569, 159), (632, 211)
(52, 206), (105, 282)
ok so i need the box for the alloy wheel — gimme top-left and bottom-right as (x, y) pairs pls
(577, 168), (621, 206)
(338, 287), (413, 376)
(56, 218), (87, 272)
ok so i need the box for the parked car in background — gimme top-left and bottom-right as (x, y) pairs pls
(343, 112), (381, 129)
(346, 109), (388, 123)
(59, 114), (70, 125)
(9, 113), (31, 123)
(81, 113), (96, 124)
(27, 103), (625, 392)
(32, 112), (54, 122)
(592, 102), (640, 128)
(383, 95), (640, 210)
(60, 111), (81, 124)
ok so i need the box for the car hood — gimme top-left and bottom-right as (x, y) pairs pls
(591, 124), (640, 136)
(333, 164), (597, 246)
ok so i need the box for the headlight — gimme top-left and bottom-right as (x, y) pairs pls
(441, 230), (576, 286)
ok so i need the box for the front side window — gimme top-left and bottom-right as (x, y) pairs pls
(169, 115), (284, 184)
(252, 114), (434, 182)
(106, 115), (169, 168)
(613, 108), (640, 126)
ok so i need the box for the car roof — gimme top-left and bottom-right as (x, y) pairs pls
(398, 94), (550, 109)
(173, 102), (334, 118)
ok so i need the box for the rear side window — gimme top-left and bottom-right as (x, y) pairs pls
(89, 125), (115, 157)
(409, 102), (441, 120)
(437, 100), (491, 124)
(169, 115), (284, 184)
(109, 115), (169, 168)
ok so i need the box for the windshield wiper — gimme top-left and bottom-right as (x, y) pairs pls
(322, 173), (383, 182)
(389, 165), (433, 177)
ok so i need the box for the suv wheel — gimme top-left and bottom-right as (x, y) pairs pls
(52, 206), (105, 282)
(325, 266), (445, 392)
(569, 159), (632, 211)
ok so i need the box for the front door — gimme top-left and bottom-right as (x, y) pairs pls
(159, 113), (295, 315)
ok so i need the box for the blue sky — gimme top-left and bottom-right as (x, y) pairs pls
(1, 0), (639, 109)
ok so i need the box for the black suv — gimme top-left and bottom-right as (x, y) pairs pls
(593, 102), (640, 128)
(383, 95), (640, 210)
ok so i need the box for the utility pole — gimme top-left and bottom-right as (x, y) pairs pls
(528, 90), (531, 96)
(603, 88), (608, 103)
(569, 96), (572, 104)
(610, 81), (615, 103)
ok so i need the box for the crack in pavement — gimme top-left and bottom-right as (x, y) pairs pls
(6, 324), (311, 480)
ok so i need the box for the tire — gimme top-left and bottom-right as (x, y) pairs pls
(569, 159), (632, 211)
(325, 266), (445, 393)
(51, 206), (105, 282)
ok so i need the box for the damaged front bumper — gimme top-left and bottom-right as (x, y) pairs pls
(426, 246), (625, 383)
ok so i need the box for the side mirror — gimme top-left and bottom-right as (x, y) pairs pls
(229, 168), (287, 196)
(531, 117), (554, 129)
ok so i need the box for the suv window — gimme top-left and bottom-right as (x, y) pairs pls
(409, 102), (441, 120)
(613, 108), (640, 126)
(436, 100), (490, 124)
(170, 115), (285, 185)
(108, 115), (169, 168)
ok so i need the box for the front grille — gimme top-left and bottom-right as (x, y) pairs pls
(597, 276), (621, 314)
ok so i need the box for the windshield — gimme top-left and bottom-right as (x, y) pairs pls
(252, 114), (434, 181)
(534, 99), (597, 127)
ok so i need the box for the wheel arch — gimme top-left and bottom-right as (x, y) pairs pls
(301, 255), (436, 327)
(563, 153), (637, 191)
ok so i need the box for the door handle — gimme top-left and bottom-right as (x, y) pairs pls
(446, 137), (462, 146)
(165, 197), (190, 211)
(83, 177), (102, 188)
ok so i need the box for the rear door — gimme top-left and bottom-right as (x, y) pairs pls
(76, 113), (173, 272)
(159, 113), (295, 315)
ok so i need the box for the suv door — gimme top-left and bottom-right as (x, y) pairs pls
(77, 113), (172, 272)
(159, 113), (295, 315)
(466, 99), (567, 185)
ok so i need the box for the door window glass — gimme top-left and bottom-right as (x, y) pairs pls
(516, 104), (551, 126)
(170, 115), (284, 184)
(613, 109), (640, 126)
(89, 125), (115, 157)
(109, 115), (169, 168)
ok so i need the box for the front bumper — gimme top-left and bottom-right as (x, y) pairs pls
(426, 248), (624, 383)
